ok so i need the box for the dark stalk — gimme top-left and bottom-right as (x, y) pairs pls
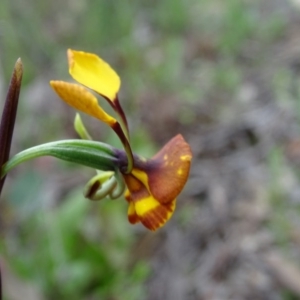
(0, 58), (23, 193)
(0, 58), (23, 300)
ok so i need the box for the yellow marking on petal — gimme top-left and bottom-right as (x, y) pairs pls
(180, 154), (192, 161)
(68, 49), (120, 101)
(164, 154), (168, 160)
(177, 168), (183, 175)
(136, 197), (176, 231)
(135, 196), (160, 217)
(131, 169), (151, 192)
(50, 81), (116, 126)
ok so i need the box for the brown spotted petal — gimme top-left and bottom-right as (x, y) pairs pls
(122, 134), (192, 231)
(132, 134), (192, 204)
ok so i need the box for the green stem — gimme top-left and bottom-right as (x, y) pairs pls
(1, 139), (119, 178)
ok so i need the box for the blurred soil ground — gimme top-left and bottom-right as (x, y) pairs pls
(140, 2), (300, 299)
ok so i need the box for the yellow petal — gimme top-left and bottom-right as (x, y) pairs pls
(50, 81), (116, 126)
(67, 49), (120, 101)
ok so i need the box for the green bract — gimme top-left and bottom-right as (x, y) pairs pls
(1, 139), (122, 178)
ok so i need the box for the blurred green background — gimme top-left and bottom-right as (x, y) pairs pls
(2, 0), (300, 299)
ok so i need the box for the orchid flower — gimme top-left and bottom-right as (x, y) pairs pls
(50, 49), (192, 230)
(1, 50), (192, 231)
